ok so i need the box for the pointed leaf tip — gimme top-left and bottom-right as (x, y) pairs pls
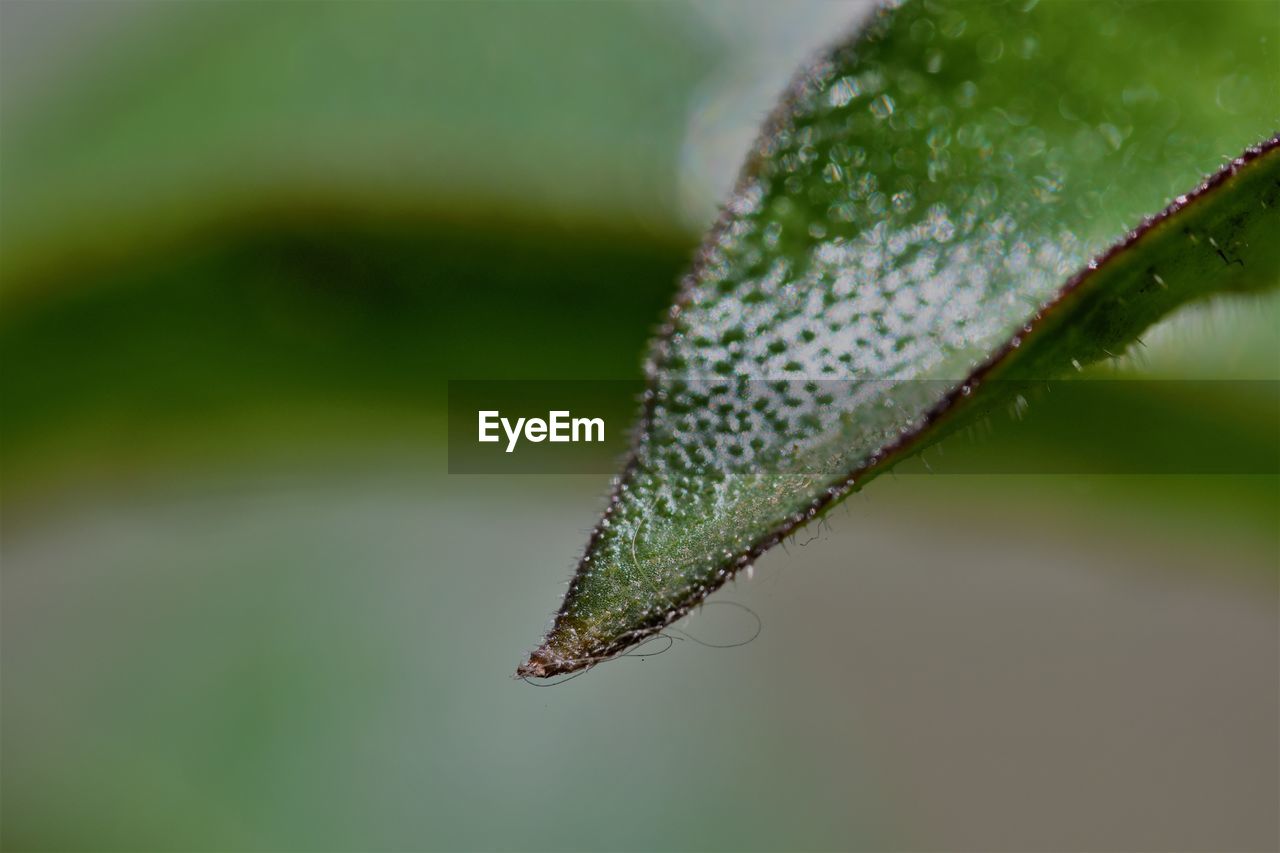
(519, 0), (1280, 677)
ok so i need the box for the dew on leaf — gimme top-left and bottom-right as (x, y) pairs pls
(518, 0), (1280, 678)
(869, 93), (896, 119)
(976, 34), (1004, 63)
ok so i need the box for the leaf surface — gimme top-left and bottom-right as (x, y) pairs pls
(519, 0), (1280, 676)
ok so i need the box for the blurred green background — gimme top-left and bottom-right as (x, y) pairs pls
(2, 2), (1276, 850)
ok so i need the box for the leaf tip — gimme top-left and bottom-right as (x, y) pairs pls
(516, 632), (587, 679)
(515, 647), (553, 679)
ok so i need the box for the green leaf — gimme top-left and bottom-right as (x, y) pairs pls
(518, 0), (1280, 677)
(0, 214), (691, 506)
(0, 2), (715, 505)
(0, 2), (714, 288)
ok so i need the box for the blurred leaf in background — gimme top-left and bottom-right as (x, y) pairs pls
(0, 0), (721, 507)
(2, 1), (706, 262)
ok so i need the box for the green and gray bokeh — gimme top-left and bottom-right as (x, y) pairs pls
(2, 2), (1276, 850)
